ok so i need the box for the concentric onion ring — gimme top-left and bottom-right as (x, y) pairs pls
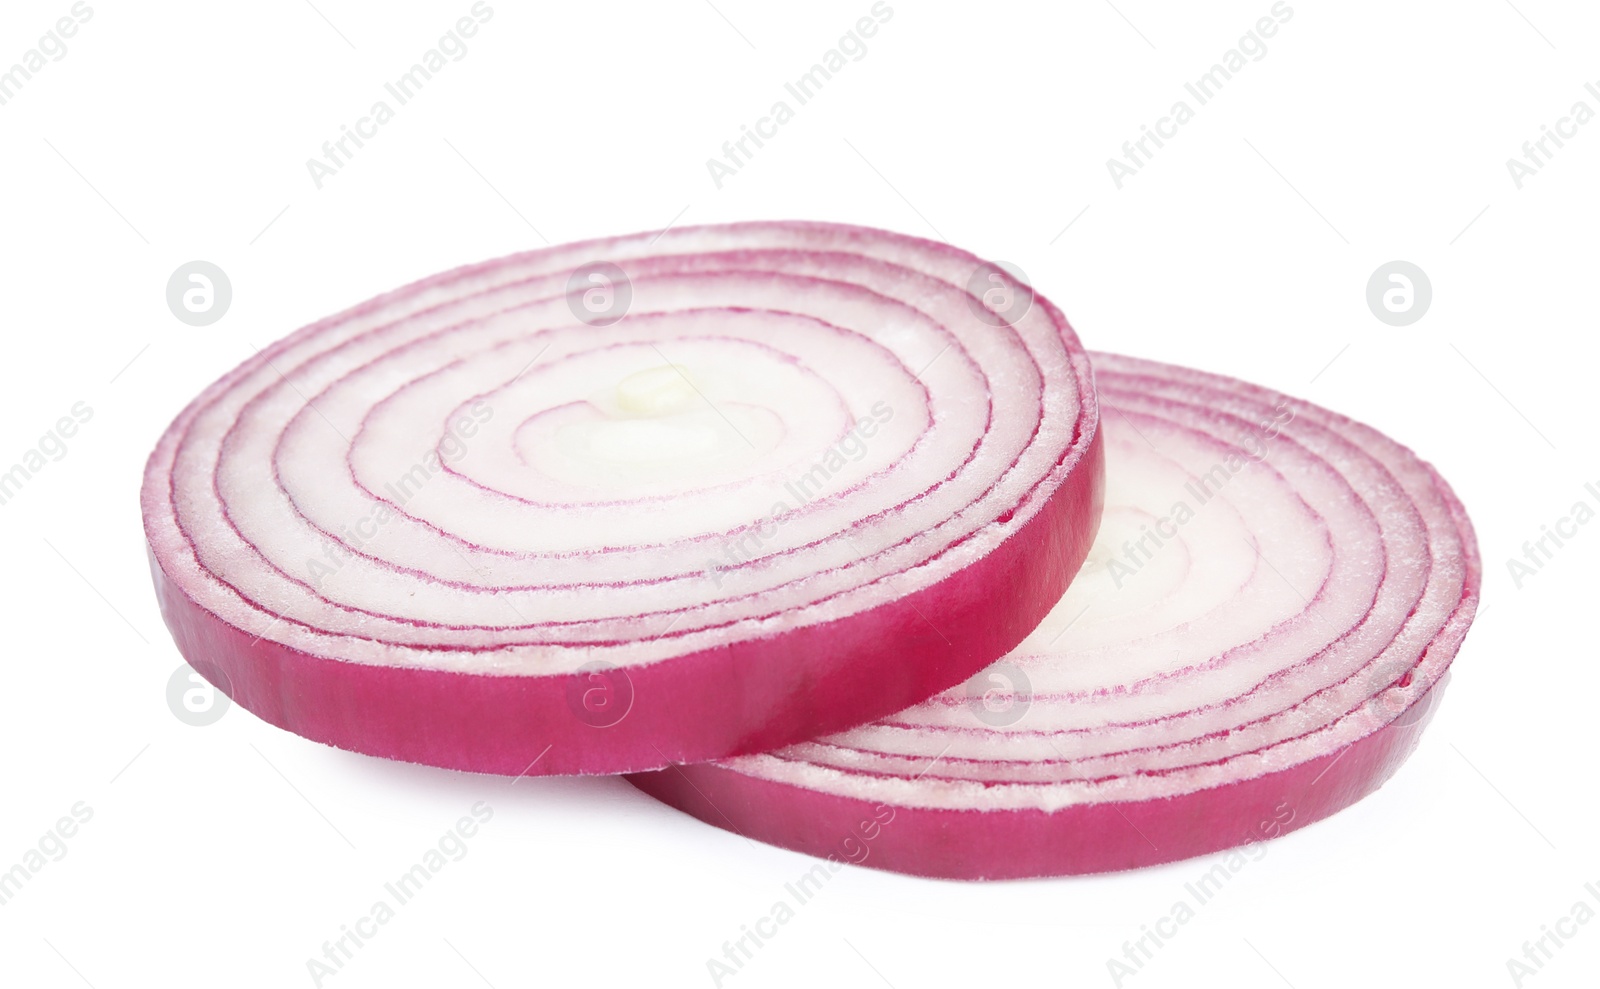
(141, 222), (1103, 775)
(628, 352), (1480, 876)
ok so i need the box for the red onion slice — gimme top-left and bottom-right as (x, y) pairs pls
(628, 351), (1480, 877)
(141, 222), (1103, 775)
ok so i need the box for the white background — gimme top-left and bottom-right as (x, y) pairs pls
(1, 1), (1597, 986)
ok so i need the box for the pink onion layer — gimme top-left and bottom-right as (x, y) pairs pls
(628, 352), (1480, 877)
(141, 222), (1103, 775)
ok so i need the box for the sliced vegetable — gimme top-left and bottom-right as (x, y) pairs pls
(142, 222), (1103, 775)
(629, 352), (1479, 877)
